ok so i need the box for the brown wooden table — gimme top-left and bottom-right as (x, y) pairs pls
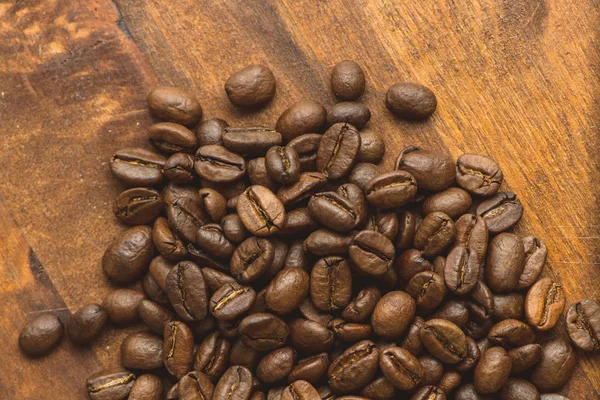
(1, 0), (599, 397)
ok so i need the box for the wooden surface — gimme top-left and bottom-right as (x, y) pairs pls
(1, 0), (599, 397)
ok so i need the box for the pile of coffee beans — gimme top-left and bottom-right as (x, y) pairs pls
(18, 60), (598, 400)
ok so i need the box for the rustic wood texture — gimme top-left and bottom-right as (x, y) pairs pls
(1, 0), (599, 397)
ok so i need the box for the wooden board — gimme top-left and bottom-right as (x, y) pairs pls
(1, 0), (599, 397)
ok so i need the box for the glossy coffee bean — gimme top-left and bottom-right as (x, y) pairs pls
(433, 300), (469, 330)
(525, 278), (565, 331)
(223, 127), (282, 156)
(102, 289), (144, 326)
(221, 213), (250, 244)
(365, 170), (417, 209)
(141, 269), (169, 306)
(86, 368), (135, 400)
(531, 338), (577, 392)
(329, 318), (372, 342)
(349, 162), (380, 191)
(455, 154), (503, 197)
(280, 208), (318, 236)
(193, 332), (231, 381)
(508, 343), (541, 373)
(298, 298), (333, 327)
(276, 99), (327, 142)
(400, 316), (425, 356)
(138, 299), (176, 336)
(288, 353), (329, 384)
(129, 374), (162, 400)
(149, 257), (174, 291)
(476, 192), (524, 233)
(166, 261), (208, 321)
(455, 383), (493, 400)
(422, 187), (472, 219)
(194, 145), (246, 183)
(485, 233), (525, 293)
(498, 378), (540, 400)
(166, 383), (179, 400)
(414, 212), (455, 257)
(395, 249), (432, 282)
(357, 129), (384, 164)
(225, 64), (276, 107)
(420, 319), (467, 364)
(454, 214), (488, 261)
(196, 117), (228, 147)
(198, 187), (227, 223)
(438, 370), (462, 394)
(304, 228), (353, 256)
(281, 380), (320, 400)
(418, 355), (444, 386)
(474, 346), (511, 394)
(148, 86), (202, 126)
(213, 366), (253, 400)
(379, 346), (423, 390)
(266, 267), (310, 315)
(566, 299), (600, 351)
(360, 376), (397, 400)
(308, 191), (360, 233)
(517, 237), (547, 289)
(371, 291), (416, 340)
(287, 133), (322, 172)
(113, 187), (163, 225)
(328, 102), (371, 129)
(67, 304), (108, 344)
(277, 172), (328, 207)
(288, 318), (335, 353)
(149, 122), (197, 153)
(163, 183), (210, 243)
(406, 271), (447, 314)
(229, 338), (261, 371)
(110, 147), (166, 187)
(264, 145), (301, 185)
(331, 60), (365, 100)
(410, 386), (446, 400)
(456, 336), (481, 372)
(317, 122), (360, 180)
(310, 256), (353, 312)
(102, 225), (154, 284)
(19, 314), (64, 357)
(488, 319), (535, 347)
(349, 230), (395, 276)
(239, 313), (289, 351)
(328, 340), (380, 394)
(121, 332), (163, 370)
(237, 185), (286, 237)
(257, 346), (296, 383)
(152, 217), (187, 260)
(262, 238), (290, 280)
(395, 146), (455, 192)
(163, 321), (194, 379)
(342, 286), (381, 323)
(195, 223), (235, 260)
(178, 371), (215, 400)
(363, 211), (397, 241)
(467, 319), (495, 340)
(444, 246), (480, 295)
(493, 293), (525, 320)
(230, 236), (274, 283)
(210, 282), (256, 321)
(468, 280), (495, 322)
(164, 152), (196, 183)
(386, 83), (437, 120)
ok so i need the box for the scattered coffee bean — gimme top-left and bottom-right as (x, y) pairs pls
(239, 312), (289, 351)
(349, 230), (395, 276)
(508, 343), (541, 374)
(166, 261), (208, 321)
(257, 346), (296, 383)
(102, 225), (154, 285)
(213, 365), (253, 400)
(317, 122), (361, 180)
(102, 289), (145, 326)
(488, 319), (535, 347)
(566, 299), (600, 351)
(237, 185), (286, 237)
(331, 60), (366, 100)
(179, 371), (215, 400)
(121, 332), (163, 370)
(476, 192), (524, 233)
(223, 127), (282, 155)
(328, 102), (371, 129)
(379, 346), (423, 391)
(113, 187), (163, 225)
(422, 187), (472, 219)
(517, 236), (547, 290)
(288, 353), (329, 384)
(194, 144), (246, 183)
(455, 154), (503, 197)
(197, 117), (228, 146)
(444, 246), (480, 295)
(67, 304), (108, 344)
(276, 99), (327, 142)
(149, 122), (197, 153)
(525, 277), (565, 331)
(414, 212), (454, 257)
(210, 282), (256, 321)
(366, 170), (417, 209)
(485, 232), (525, 293)
(19, 314), (64, 357)
(395, 146), (455, 191)
(225, 64), (276, 107)
(148, 86), (202, 126)
(406, 271), (447, 313)
(385, 82), (436, 120)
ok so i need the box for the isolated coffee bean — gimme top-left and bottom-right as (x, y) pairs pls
(317, 122), (360, 180)
(225, 64), (276, 107)
(485, 233), (525, 293)
(331, 60), (366, 100)
(310, 256), (352, 312)
(129, 374), (162, 400)
(148, 86), (202, 126)
(455, 154), (503, 197)
(372, 291), (416, 340)
(508, 343), (541, 373)
(454, 214), (488, 262)
(420, 319), (467, 364)
(488, 319), (535, 347)
(530, 338), (577, 392)
(164, 152), (196, 183)
(308, 191), (360, 233)
(349, 230), (395, 276)
(406, 271), (447, 314)
(239, 313), (289, 351)
(517, 237), (547, 290)
(566, 299), (600, 351)
(121, 332), (163, 370)
(379, 346), (423, 390)
(113, 187), (163, 225)
(102, 225), (154, 285)
(357, 129), (384, 164)
(178, 371), (215, 400)
(422, 187), (472, 219)
(365, 170), (418, 209)
(138, 299), (176, 336)
(328, 340), (380, 394)
(163, 183), (210, 243)
(277, 172), (328, 207)
(395, 146), (455, 192)
(476, 192), (524, 233)
(474, 347), (511, 394)
(410, 385), (446, 400)
(304, 228), (353, 256)
(328, 102), (371, 129)
(110, 147), (166, 187)
(257, 346), (296, 383)
(213, 366), (253, 400)
(525, 278), (565, 331)
(287, 133), (322, 172)
(166, 261), (208, 322)
(86, 368), (136, 400)
(163, 321), (194, 379)
(281, 380), (320, 400)
(149, 122), (197, 154)
(414, 212), (454, 257)
(386, 83), (437, 120)
(67, 304), (108, 344)
(342, 286), (381, 323)
(266, 267), (310, 315)
(444, 246), (480, 295)
(288, 353), (329, 384)
(276, 99), (327, 142)
(102, 289), (145, 326)
(289, 318), (335, 353)
(19, 314), (64, 357)
(210, 282), (256, 321)
(196, 117), (228, 147)
(493, 293), (525, 320)
(223, 127), (282, 156)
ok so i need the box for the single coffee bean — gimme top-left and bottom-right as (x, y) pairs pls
(493, 293), (525, 320)
(19, 314), (64, 357)
(476, 192), (524, 233)
(497, 378), (540, 400)
(438, 371), (462, 394)
(213, 365), (253, 400)
(277, 172), (328, 207)
(280, 208), (318, 236)
(331, 60), (365, 100)
(210, 282), (256, 321)
(86, 368), (136, 400)
(225, 64), (276, 107)
(264, 145), (301, 185)
(531, 338), (577, 392)
(395, 146), (455, 192)
(357, 129), (384, 164)
(67, 304), (108, 344)
(456, 336), (481, 372)
(349, 230), (394, 276)
(371, 291), (416, 340)
(308, 191), (360, 233)
(196, 117), (228, 146)
(239, 313), (289, 351)
(110, 147), (166, 187)
(164, 152), (196, 183)
(230, 236), (274, 283)
(288, 318), (335, 353)
(141, 272), (172, 306)
(338, 183), (368, 226)
(149, 122), (197, 153)
(121, 332), (163, 370)
(468, 280), (495, 322)
(257, 346), (296, 383)
(304, 228), (353, 256)
(298, 298), (334, 327)
(508, 343), (541, 373)
(218, 318), (240, 340)
(192, 332), (231, 381)
(418, 355), (444, 386)
(474, 346), (511, 394)
(420, 319), (467, 364)
(163, 183), (211, 243)
(395, 248), (432, 283)
(406, 271), (447, 314)
(228, 338), (261, 371)
(414, 212), (455, 257)
(360, 376), (397, 400)
(365, 170), (417, 209)
(455, 153), (503, 197)
(276, 99), (327, 142)
(328, 102), (371, 129)
(198, 187), (227, 223)
(400, 316), (425, 356)
(138, 299), (176, 336)
(148, 86), (202, 126)
(329, 318), (372, 342)
(379, 346), (423, 391)
(187, 242), (229, 272)
(342, 286), (381, 323)
(266, 267), (310, 315)
(485, 233), (525, 293)
(163, 321), (194, 379)
(348, 162), (380, 191)
(152, 217), (187, 260)
(113, 187), (163, 225)
(455, 383), (493, 400)
(454, 214), (488, 262)
(433, 300), (469, 330)
(488, 319), (535, 347)
(223, 127), (282, 156)
(128, 374), (162, 400)
(178, 371), (215, 400)
(410, 385), (446, 400)
(328, 340), (380, 394)
(363, 211), (397, 241)
(310, 256), (353, 312)
(194, 145), (246, 183)
(102, 289), (145, 326)
(237, 185), (286, 237)
(288, 353), (329, 384)
(566, 299), (600, 351)
(222, 213), (250, 244)
(262, 237), (289, 280)
(316, 122), (360, 180)
(287, 133), (322, 172)
(385, 82), (436, 120)
(517, 237), (547, 290)
(525, 278), (565, 331)
(422, 187), (472, 219)
(444, 246), (480, 295)
(195, 223), (235, 260)
(102, 225), (154, 284)
(166, 261), (208, 322)
(281, 380), (320, 400)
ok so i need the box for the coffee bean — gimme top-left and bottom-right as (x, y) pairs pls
(474, 346), (511, 394)
(379, 346), (423, 391)
(433, 255), (446, 276)
(497, 378), (540, 400)
(395, 146), (455, 192)
(455, 383), (493, 400)
(288, 353), (329, 385)
(263, 145), (301, 185)
(328, 102), (371, 129)
(342, 286), (381, 323)
(237, 185), (286, 237)
(414, 212), (455, 257)
(395, 249), (432, 282)
(141, 271), (168, 306)
(331, 60), (366, 100)
(356, 128), (384, 164)
(385, 82), (436, 120)
(225, 64), (276, 107)
(221, 213), (250, 244)
(194, 145), (246, 183)
(328, 340), (380, 394)
(410, 385), (446, 400)
(287, 133), (322, 172)
(150, 257), (175, 291)
(418, 355), (444, 386)
(210, 282), (256, 321)
(163, 183), (211, 243)
(372, 291), (416, 340)
(454, 214), (488, 262)
(196, 117), (228, 146)
(163, 321), (194, 379)
(222, 127), (282, 156)
(214, 365), (253, 400)
(195, 223), (235, 260)
(230, 236), (274, 283)
(166, 383), (179, 400)
(239, 313), (289, 351)
(198, 187), (227, 223)
(266, 267), (310, 315)
(308, 191), (360, 233)
(360, 376), (397, 400)
(363, 213), (396, 242)
(304, 228), (353, 256)
(508, 343), (541, 373)
(192, 332), (231, 381)
(433, 300), (469, 330)
(422, 187), (472, 219)
(113, 187), (163, 225)
(289, 318), (335, 353)
(298, 298), (334, 327)
(268, 387), (285, 400)
(316, 122), (360, 180)
(166, 261), (208, 321)
(86, 368), (136, 400)
(531, 338), (577, 392)
(149, 122), (197, 154)
(178, 371), (215, 400)
(281, 380), (320, 400)
(138, 299), (176, 336)
(525, 278), (565, 331)
(399, 317), (425, 356)
(455, 154), (503, 197)
(493, 293), (525, 320)
(467, 319), (494, 340)
(349, 230), (394, 276)
(102, 289), (145, 326)
(438, 371), (462, 394)
(488, 319), (535, 347)
(102, 225), (154, 285)
(109, 147), (166, 187)
(148, 86), (202, 126)
(121, 332), (163, 370)
(486, 232), (525, 293)
(19, 314), (64, 357)
(566, 299), (600, 351)
(456, 336), (481, 373)
(329, 318), (372, 342)
(129, 374), (162, 400)
(261, 238), (289, 280)
(420, 319), (467, 364)
(476, 192), (524, 233)
(151, 217), (187, 260)
(257, 346), (296, 383)
(337, 183), (368, 226)
(310, 256), (353, 312)
(406, 271), (447, 313)
(365, 170), (417, 209)
(348, 162), (380, 191)
(163, 152), (196, 183)
(187, 242), (229, 272)
(444, 246), (480, 295)
(540, 395), (570, 400)
(67, 304), (108, 344)
(280, 208), (318, 236)
(468, 280), (494, 322)
(517, 237), (547, 290)
(276, 100), (327, 142)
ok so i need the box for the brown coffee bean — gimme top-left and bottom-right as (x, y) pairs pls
(103, 289), (145, 326)
(239, 313), (289, 351)
(229, 338), (261, 371)
(410, 385), (446, 400)
(486, 233), (526, 294)
(304, 228), (353, 256)
(414, 212), (455, 257)
(178, 371), (215, 400)
(356, 128), (384, 164)
(281, 380), (320, 400)
(456, 336), (481, 373)
(395, 146), (455, 192)
(308, 191), (360, 233)
(455, 383), (493, 400)
(331, 60), (366, 100)
(166, 261), (208, 322)
(19, 314), (64, 357)
(310, 256), (353, 312)
(328, 102), (371, 129)
(438, 371), (462, 394)
(444, 246), (480, 295)
(163, 321), (194, 379)
(454, 214), (488, 262)
(386, 83), (437, 120)
(237, 185), (286, 237)
(288, 353), (329, 384)
(280, 208), (318, 236)
(198, 187), (227, 223)
(467, 319), (495, 340)
(196, 117), (228, 147)
(422, 187), (472, 219)
(365, 170), (417, 209)
(399, 317), (425, 356)
(149, 122), (197, 154)
(262, 238), (289, 280)
(531, 338), (577, 392)
(289, 318), (335, 354)
(566, 299), (600, 351)
(517, 237), (547, 290)
(264, 145), (301, 185)
(371, 291), (416, 340)
(248, 157), (279, 191)
(342, 286), (381, 323)
(276, 100), (327, 142)
(328, 340), (380, 394)
(149, 257), (175, 291)
(469, 280), (495, 322)
(164, 152), (196, 183)
(148, 86), (202, 126)
(121, 332), (163, 370)
(166, 383), (179, 400)
(230, 236), (274, 283)
(86, 368), (136, 400)
(363, 211), (397, 241)
(266, 267), (310, 315)
(525, 278), (565, 331)
(163, 183), (211, 243)
(406, 271), (447, 314)
(67, 304), (108, 344)
(433, 300), (469, 330)
(432, 255), (446, 276)
(138, 299), (176, 336)
(257, 346), (296, 383)
(129, 374), (162, 400)
(152, 218), (187, 261)
(420, 319), (467, 364)
(488, 319), (535, 347)
(455, 154), (503, 197)
(298, 298), (334, 327)
(195, 223), (235, 260)
(329, 318), (372, 342)
(214, 365), (253, 400)
(360, 376), (397, 400)
(379, 346), (423, 391)
(418, 355), (444, 386)
(395, 249), (432, 282)
(193, 332), (231, 381)
(113, 187), (163, 226)
(225, 64), (276, 107)
(316, 122), (360, 180)
(349, 230), (394, 276)
(287, 133), (322, 172)
(493, 293), (525, 320)
(497, 378), (540, 400)
(143, 272), (169, 307)
(474, 347), (512, 394)
(102, 225), (154, 285)
(277, 172), (328, 207)
(194, 145), (246, 183)
(110, 147), (167, 188)
(508, 343), (541, 373)
(222, 213), (250, 244)
(476, 192), (524, 233)
(223, 127), (282, 156)
(210, 282), (256, 321)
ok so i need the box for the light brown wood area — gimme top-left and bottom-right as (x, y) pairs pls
(1, 0), (599, 397)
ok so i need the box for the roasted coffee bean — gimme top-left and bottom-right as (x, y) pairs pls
(298, 298), (334, 327)
(280, 208), (318, 236)
(438, 371), (462, 394)
(418, 355), (444, 386)
(316, 122), (360, 180)
(349, 230), (394, 276)
(214, 365), (253, 400)
(178, 371), (215, 400)
(197, 117), (228, 146)
(414, 212), (455, 257)
(103, 289), (145, 326)
(248, 157), (278, 190)
(455, 383), (492, 400)
(114, 187), (163, 225)
(328, 102), (371, 129)
(310, 256), (353, 312)
(262, 238), (289, 280)
(266, 267), (310, 315)
(289, 353), (329, 384)
(86, 368), (135, 400)
(406, 271), (447, 314)
(237, 185), (286, 237)
(342, 286), (381, 323)
(422, 187), (472, 219)
(455, 154), (503, 197)
(164, 183), (211, 243)
(129, 374), (162, 400)
(287, 133), (322, 172)
(454, 214), (488, 262)
(223, 127), (282, 156)
(187, 242), (229, 272)
(229, 338), (261, 370)
(348, 162), (380, 191)
(328, 340), (380, 394)
(67, 304), (108, 344)
(200, 178), (248, 201)
(152, 217), (187, 260)
(493, 293), (525, 320)
(239, 313), (289, 351)
(164, 321), (194, 379)
(485, 233), (525, 293)
(110, 147), (166, 187)
(385, 82), (436, 120)
(308, 191), (360, 233)
(337, 183), (367, 226)
(222, 213), (250, 244)
(257, 346), (296, 383)
(329, 318), (372, 342)
(166, 383), (179, 400)
(566, 299), (600, 351)
(410, 385), (446, 400)
(193, 332), (231, 381)
(198, 188), (227, 223)
(138, 299), (176, 336)
(360, 376), (397, 400)
(304, 228), (353, 256)
(433, 255), (446, 276)
(432, 299), (469, 330)
(264, 145), (301, 185)
(474, 346), (511, 394)
(379, 346), (423, 391)
(372, 291), (416, 340)
(444, 246), (480, 295)
(531, 338), (577, 392)
(148, 86), (202, 126)
(488, 319), (535, 347)
(517, 237), (547, 290)
(331, 60), (365, 100)
(190, 316), (218, 337)
(166, 261), (208, 321)
(277, 172), (328, 207)
(365, 170), (417, 209)
(356, 129), (384, 164)
(121, 332), (163, 370)
(456, 336), (481, 373)
(468, 280), (494, 322)
(363, 211), (397, 241)
(19, 314), (64, 357)
(395, 146), (455, 192)
(149, 256), (176, 290)
(276, 99), (327, 142)
(508, 343), (541, 373)
(164, 152), (196, 183)
(195, 223), (235, 260)
(216, 313), (239, 338)
(525, 278), (565, 331)
(268, 387), (285, 400)
(225, 64), (276, 107)
(210, 282), (256, 320)
(400, 316), (425, 356)
(289, 318), (335, 353)
(149, 122), (197, 153)
(281, 380), (320, 400)
(142, 272), (169, 305)
(230, 236), (274, 283)
(102, 225), (154, 284)
(395, 249), (432, 283)
(497, 378), (540, 400)
(420, 319), (467, 364)
(467, 319), (495, 340)
(476, 192), (524, 233)
(194, 145), (246, 183)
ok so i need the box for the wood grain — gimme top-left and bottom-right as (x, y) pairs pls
(1, 0), (599, 397)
